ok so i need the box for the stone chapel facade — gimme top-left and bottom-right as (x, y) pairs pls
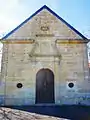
(0, 5), (90, 105)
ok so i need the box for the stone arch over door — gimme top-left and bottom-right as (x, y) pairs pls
(35, 68), (55, 104)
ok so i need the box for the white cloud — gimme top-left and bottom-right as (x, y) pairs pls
(0, 0), (26, 38)
(0, 0), (60, 38)
(0, 0), (17, 36)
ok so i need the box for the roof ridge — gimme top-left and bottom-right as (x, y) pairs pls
(2, 5), (87, 40)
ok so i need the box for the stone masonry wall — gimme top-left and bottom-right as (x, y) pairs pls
(0, 8), (89, 105)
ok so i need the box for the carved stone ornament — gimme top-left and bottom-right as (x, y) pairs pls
(40, 26), (49, 31)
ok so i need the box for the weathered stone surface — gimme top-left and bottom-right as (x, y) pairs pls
(6, 9), (82, 39)
(0, 6), (89, 105)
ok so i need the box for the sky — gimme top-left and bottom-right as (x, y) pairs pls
(0, 0), (90, 39)
(0, 0), (90, 66)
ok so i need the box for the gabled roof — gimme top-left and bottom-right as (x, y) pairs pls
(2, 5), (87, 40)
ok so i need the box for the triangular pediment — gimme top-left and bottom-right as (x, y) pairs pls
(2, 5), (87, 41)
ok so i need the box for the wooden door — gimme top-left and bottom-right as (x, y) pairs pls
(35, 68), (55, 104)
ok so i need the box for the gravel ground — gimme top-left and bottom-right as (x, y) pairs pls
(0, 107), (69, 120)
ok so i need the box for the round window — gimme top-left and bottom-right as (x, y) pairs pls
(68, 82), (74, 88)
(17, 83), (23, 88)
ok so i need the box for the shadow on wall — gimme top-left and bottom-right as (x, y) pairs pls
(6, 105), (90, 120)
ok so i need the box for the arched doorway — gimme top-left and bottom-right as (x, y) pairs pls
(35, 68), (55, 104)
